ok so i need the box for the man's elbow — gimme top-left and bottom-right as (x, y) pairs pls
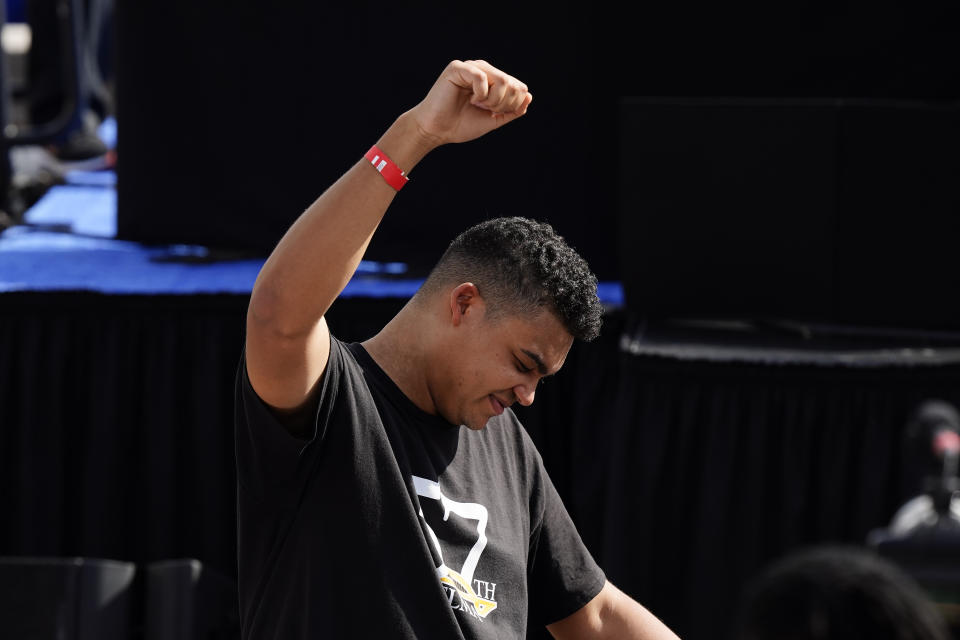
(247, 284), (309, 341)
(547, 581), (681, 640)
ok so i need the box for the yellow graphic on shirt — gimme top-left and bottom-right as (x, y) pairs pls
(440, 568), (498, 618)
(413, 475), (500, 621)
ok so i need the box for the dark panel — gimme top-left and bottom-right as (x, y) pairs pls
(618, 99), (838, 322)
(618, 98), (960, 331)
(834, 104), (960, 329)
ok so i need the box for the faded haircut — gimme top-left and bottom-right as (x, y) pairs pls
(417, 217), (602, 341)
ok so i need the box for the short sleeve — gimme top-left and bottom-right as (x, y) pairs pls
(526, 449), (607, 626)
(234, 333), (343, 500)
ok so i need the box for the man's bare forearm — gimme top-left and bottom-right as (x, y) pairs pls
(548, 582), (681, 640)
(248, 112), (436, 336)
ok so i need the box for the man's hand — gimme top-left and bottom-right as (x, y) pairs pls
(408, 59), (533, 146)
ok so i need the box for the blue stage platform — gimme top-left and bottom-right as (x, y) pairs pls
(0, 191), (624, 301)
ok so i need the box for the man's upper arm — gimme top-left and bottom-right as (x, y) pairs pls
(244, 307), (331, 416)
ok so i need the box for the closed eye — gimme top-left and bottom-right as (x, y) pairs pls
(514, 357), (534, 374)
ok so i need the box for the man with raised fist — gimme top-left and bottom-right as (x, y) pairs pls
(236, 59), (679, 640)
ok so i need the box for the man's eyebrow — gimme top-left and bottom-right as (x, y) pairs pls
(521, 349), (550, 376)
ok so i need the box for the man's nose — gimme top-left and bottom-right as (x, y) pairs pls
(514, 384), (536, 407)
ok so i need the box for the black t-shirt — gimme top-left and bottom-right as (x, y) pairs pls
(235, 335), (605, 639)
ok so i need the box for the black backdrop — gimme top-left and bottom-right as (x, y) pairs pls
(4, 292), (960, 638)
(114, 1), (960, 282)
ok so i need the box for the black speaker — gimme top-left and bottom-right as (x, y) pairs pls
(618, 98), (838, 323)
(617, 98), (960, 331)
(0, 556), (136, 639)
(144, 559), (238, 640)
(832, 103), (960, 330)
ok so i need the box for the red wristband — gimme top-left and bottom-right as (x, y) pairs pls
(364, 145), (409, 191)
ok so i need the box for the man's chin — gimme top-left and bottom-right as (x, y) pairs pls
(463, 416), (492, 431)
(442, 408), (489, 431)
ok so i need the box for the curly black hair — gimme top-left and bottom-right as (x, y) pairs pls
(419, 217), (602, 341)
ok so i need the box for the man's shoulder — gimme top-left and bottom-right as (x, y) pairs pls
(326, 334), (368, 383)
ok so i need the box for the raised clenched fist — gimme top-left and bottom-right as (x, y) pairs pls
(408, 60), (533, 147)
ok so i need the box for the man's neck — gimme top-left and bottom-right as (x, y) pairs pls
(361, 310), (439, 417)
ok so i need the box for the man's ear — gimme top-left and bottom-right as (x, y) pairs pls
(448, 282), (484, 327)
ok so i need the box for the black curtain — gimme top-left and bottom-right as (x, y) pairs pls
(3, 293), (959, 639)
(0, 293), (246, 577)
(0, 292), (402, 578)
